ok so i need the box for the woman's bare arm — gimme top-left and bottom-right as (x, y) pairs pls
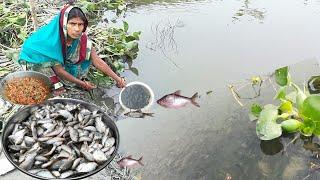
(53, 64), (95, 90)
(91, 48), (125, 87)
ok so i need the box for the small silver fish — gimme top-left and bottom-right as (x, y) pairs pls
(81, 150), (95, 161)
(104, 146), (115, 156)
(71, 158), (83, 170)
(68, 126), (79, 142)
(76, 162), (98, 173)
(20, 152), (37, 170)
(104, 137), (115, 149)
(35, 169), (55, 178)
(57, 110), (73, 121)
(35, 155), (48, 162)
(95, 116), (107, 133)
(93, 149), (108, 164)
(117, 155), (144, 168)
(60, 170), (74, 178)
(157, 90), (200, 108)
(51, 171), (60, 177)
(124, 110), (154, 118)
(60, 145), (72, 154)
(58, 157), (74, 172)
(9, 128), (27, 145)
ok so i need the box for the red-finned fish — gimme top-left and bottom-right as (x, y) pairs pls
(117, 155), (144, 168)
(157, 90), (200, 108)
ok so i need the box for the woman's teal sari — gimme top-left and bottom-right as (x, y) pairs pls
(19, 5), (92, 88)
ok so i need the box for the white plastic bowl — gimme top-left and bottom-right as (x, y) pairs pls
(119, 81), (154, 111)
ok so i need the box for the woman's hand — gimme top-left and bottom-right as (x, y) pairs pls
(80, 80), (96, 90)
(116, 77), (126, 88)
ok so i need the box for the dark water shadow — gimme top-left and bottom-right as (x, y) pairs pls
(260, 138), (284, 155)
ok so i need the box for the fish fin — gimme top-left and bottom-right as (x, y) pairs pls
(138, 156), (144, 166)
(145, 113), (154, 117)
(117, 161), (125, 169)
(173, 90), (181, 95)
(191, 93), (200, 107)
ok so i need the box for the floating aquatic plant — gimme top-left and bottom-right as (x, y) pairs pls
(250, 66), (320, 140)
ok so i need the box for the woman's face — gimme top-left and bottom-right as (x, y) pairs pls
(67, 17), (84, 39)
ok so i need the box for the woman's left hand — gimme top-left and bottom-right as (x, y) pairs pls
(116, 77), (126, 88)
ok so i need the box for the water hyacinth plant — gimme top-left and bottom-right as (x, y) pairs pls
(77, 0), (126, 19)
(87, 21), (141, 85)
(0, 2), (28, 48)
(250, 66), (320, 140)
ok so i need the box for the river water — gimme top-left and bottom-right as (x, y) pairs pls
(115, 0), (320, 179)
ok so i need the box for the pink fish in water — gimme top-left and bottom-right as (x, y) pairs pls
(157, 90), (200, 108)
(117, 155), (144, 168)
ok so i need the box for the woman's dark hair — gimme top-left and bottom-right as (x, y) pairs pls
(67, 7), (88, 31)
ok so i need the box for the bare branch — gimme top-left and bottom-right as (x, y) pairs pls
(228, 85), (244, 107)
(29, 0), (38, 30)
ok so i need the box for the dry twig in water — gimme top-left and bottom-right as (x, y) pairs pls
(228, 85), (244, 107)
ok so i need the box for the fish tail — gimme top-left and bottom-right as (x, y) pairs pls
(190, 92), (200, 107)
(138, 156), (144, 166)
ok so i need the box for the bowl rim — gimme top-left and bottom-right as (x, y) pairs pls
(118, 81), (154, 112)
(1, 98), (120, 180)
(0, 70), (53, 105)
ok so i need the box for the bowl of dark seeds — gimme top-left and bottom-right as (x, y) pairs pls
(1, 98), (119, 180)
(119, 81), (154, 111)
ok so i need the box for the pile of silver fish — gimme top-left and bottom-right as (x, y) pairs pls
(7, 102), (116, 179)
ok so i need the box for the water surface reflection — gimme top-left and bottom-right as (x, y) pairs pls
(117, 0), (320, 178)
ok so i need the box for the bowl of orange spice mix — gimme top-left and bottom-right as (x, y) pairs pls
(0, 71), (52, 105)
